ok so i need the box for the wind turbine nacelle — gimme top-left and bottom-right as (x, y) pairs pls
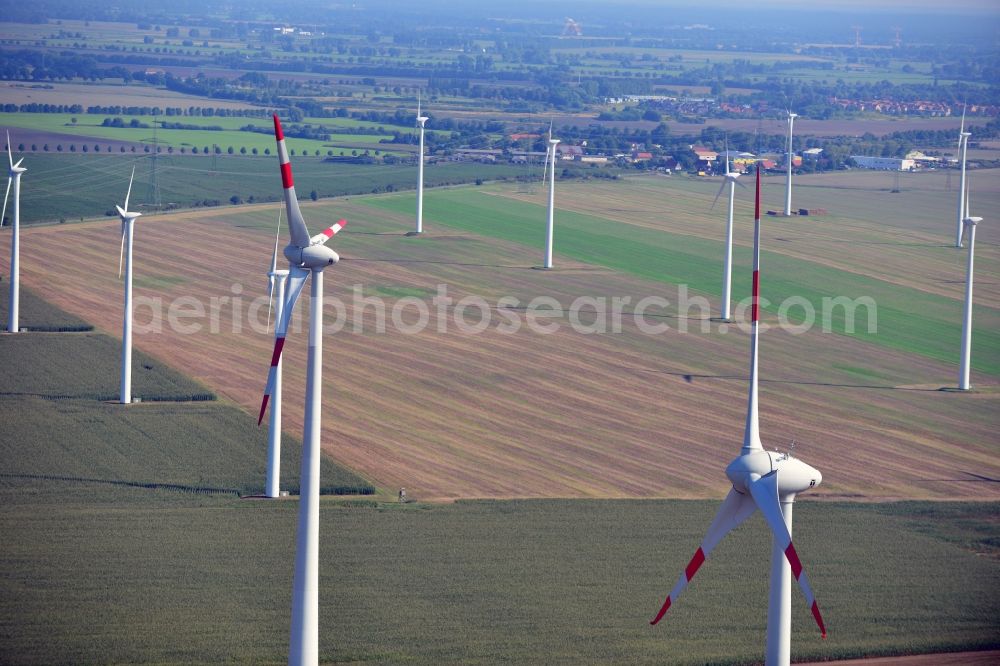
(285, 244), (339, 269)
(726, 451), (822, 496)
(116, 206), (141, 223)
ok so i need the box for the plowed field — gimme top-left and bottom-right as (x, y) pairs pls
(12, 171), (1000, 501)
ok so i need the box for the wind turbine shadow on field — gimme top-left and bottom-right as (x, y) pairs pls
(794, 237), (956, 249)
(0, 472), (240, 496)
(342, 256), (538, 271)
(958, 472), (1000, 483)
(496, 303), (713, 321)
(627, 367), (943, 392)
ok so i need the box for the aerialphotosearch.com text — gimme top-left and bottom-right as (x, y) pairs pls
(128, 283), (878, 337)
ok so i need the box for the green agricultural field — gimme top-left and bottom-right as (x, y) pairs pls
(0, 300), (374, 496)
(0, 333), (215, 402)
(1, 483), (997, 664)
(1, 153), (529, 224)
(0, 283), (92, 332)
(1, 249), (995, 665)
(4, 113), (401, 134)
(359, 188), (1000, 376)
(0, 112), (396, 154)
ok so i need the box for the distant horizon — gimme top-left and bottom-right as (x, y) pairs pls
(580, 0), (998, 10)
(477, 0), (1000, 18)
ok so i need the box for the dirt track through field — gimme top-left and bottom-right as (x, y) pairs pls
(11, 188), (1000, 501)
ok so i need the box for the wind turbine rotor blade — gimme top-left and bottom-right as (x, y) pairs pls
(265, 209), (282, 332)
(278, 266), (309, 336)
(118, 225), (126, 278)
(273, 115), (312, 247)
(257, 266), (310, 426)
(266, 275), (275, 333)
(735, 178), (749, 191)
(747, 471), (827, 638)
(965, 176), (971, 219)
(650, 488), (757, 625)
(6, 131), (12, 169)
(124, 166), (135, 213)
(309, 219), (347, 246)
(710, 179), (727, 211)
(0, 177), (10, 228)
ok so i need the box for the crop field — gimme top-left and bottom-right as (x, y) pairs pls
(0, 81), (258, 110)
(1, 274), (997, 665)
(9, 169), (999, 502)
(0, 112), (397, 155)
(0, 306), (373, 495)
(0, 153), (529, 224)
(360, 180), (1000, 373)
(0, 283), (92, 332)
(1, 112), (405, 135)
(1, 477), (997, 664)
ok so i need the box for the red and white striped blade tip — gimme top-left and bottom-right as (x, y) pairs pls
(312, 219), (347, 244)
(257, 394), (270, 426)
(650, 595), (671, 625)
(273, 114), (284, 140)
(650, 546), (706, 625)
(257, 337), (286, 425)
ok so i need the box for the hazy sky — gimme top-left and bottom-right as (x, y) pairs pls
(624, 0), (997, 12)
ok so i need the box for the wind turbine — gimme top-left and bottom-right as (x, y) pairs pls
(413, 93), (428, 236)
(651, 166), (826, 666)
(3, 133), (26, 334)
(264, 209), (289, 498)
(543, 123), (559, 269)
(959, 182), (981, 391)
(116, 166), (141, 404)
(711, 139), (747, 321)
(257, 114), (346, 666)
(784, 111), (798, 216)
(955, 106), (970, 248)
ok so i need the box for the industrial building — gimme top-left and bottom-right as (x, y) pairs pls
(851, 156), (916, 171)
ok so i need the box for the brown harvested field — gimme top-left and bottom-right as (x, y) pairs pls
(10, 176), (1000, 503)
(0, 81), (258, 110)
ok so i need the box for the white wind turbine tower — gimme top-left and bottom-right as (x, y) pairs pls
(651, 166), (827, 666)
(543, 124), (560, 269)
(412, 94), (428, 236)
(3, 133), (27, 334)
(711, 139), (747, 321)
(955, 106), (971, 248)
(116, 166), (141, 404)
(257, 114), (346, 666)
(784, 111), (798, 216)
(264, 209), (289, 498)
(959, 182), (981, 391)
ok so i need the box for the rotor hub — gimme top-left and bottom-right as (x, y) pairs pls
(285, 244), (339, 270)
(726, 450), (821, 495)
